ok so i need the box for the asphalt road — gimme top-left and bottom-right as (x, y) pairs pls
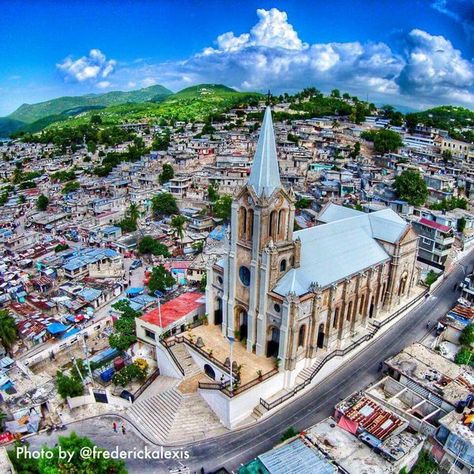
(26, 251), (474, 474)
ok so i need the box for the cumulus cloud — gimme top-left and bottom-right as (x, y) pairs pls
(69, 9), (473, 108)
(397, 29), (474, 103)
(57, 49), (116, 83)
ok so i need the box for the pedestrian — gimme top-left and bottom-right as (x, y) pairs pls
(121, 425), (126, 435)
(113, 422), (117, 433)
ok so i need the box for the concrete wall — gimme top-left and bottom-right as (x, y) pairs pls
(67, 387), (131, 410)
(199, 371), (285, 429)
(155, 343), (184, 380)
(24, 316), (114, 367)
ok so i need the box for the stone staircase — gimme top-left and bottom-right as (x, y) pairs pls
(127, 387), (183, 444)
(295, 353), (327, 385)
(367, 322), (379, 339)
(166, 393), (228, 443)
(135, 375), (180, 402)
(170, 343), (201, 378)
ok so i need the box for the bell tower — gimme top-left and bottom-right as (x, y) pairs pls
(222, 107), (297, 356)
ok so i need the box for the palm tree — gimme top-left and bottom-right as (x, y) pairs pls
(0, 310), (18, 352)
(128, 203), (140, 225)
(170, 215), (186, 247)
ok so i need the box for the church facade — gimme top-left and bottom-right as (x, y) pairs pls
(206, 107), (420, 386)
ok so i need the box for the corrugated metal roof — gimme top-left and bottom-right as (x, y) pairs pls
(248, 107), (281, 197)
(258, 439), (336, 474)
(273, 206), (408, 296)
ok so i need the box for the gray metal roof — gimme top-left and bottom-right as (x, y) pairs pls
(273, 206), (408, 296)
(258, 438), (336, 474)
(248, 106), (282, 197)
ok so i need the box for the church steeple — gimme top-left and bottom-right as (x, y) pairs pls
(248, 106), (281, 197)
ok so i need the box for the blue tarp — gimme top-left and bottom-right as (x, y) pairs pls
(89, 347), (119, 364)
(47, 322), (69, 335)
(126, 287), (144, 296)
(209, 226), (226, 241)
(60, 327), (80, 339)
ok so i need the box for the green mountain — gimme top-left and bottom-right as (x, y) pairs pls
(0, 117), (24, 137)
(7, 84), (173, 124)
(38, 84), (262, 130)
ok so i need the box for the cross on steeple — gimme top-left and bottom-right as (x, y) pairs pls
(266, 90), (272, 106)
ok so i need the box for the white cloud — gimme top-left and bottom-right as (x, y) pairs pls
(396, 29), (474, 103)
(57, 49), (116, 83)
(96, 81), (112, 89)
(63, 9), (473, 109)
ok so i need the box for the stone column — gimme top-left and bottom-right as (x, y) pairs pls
(308, 284), (322, 358)
(255, 247), (270, 356)
(284, 293), (300, 372)
(326, 284), (337, 347)
(205, 262), (215, 325)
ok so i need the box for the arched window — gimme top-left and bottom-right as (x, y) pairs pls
(239, 207), (247, 240)
(346, 301), (353, 321)
(278, 209), (286, 238)
(333, 308), (339, 329)
(298, 325), (306, 347)
(359, 294), (365, 314)
(280, 259), (287, 272)
(247, 209), (254, 240)
(269, 211), (277, 238)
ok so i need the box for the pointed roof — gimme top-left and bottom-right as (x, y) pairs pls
(248, 106), (281, 197)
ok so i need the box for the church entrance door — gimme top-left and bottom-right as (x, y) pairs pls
(235, 307), (248, 340)
(266, 327), (280, 357)
(317, 323), (325, 348)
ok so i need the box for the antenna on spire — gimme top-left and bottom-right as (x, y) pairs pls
(266, 90), (272, 106)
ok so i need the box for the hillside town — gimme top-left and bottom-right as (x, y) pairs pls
(0, 91), (473, 474)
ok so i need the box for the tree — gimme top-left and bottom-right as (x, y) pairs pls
(411, 450), (437, 474)
(36, 194), (49, 211)
(199, 274), (207, 292)
(394, 170), (428, 206)
(159, 163), (174, 184)
(460, 324), (474, 346)
(152, 132), (170, 151)
(455, 346), (473, 366)
(442, 149), (452, 163)
(8, 432), (127, 474)
(207, 184), (219, 204)
(213, 195), (232, 221)
(372, 129), (403, 154)
(62, 181), (80, 194)
(295, 198), (311, 209)
(0, 310), (18, 351)
(281, 426), (298, 441)
(458, 217), (467, 233)
(170, 214), (186, 243)
(118, 203), (141, 233)
(148, 264), (175, 294)
(55, 243), (69, 253)
(151, 192), (179, 217)
(330, 89), (340, 98)
(56, 371), (84, 399)
(138, 235), (170, 257)
(90, 114), (102, 125)
(349, 141), (361, 159)
(109, 300), (139, 351)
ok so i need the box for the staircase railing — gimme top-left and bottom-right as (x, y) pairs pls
(259, 288), (429, 412)
(159, 339), (185, 376)
(133, 368), (160, 400)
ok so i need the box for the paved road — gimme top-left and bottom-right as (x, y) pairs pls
(26, 251), (474, 473)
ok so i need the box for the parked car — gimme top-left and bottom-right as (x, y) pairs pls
(130, 259), (142, 270)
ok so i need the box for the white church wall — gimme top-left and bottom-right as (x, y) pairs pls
(155, 343), (184, 380)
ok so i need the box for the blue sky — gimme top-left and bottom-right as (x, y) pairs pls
(0, 0), (473, 115)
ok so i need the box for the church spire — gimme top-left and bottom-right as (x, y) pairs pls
(248, 106), (281, 197)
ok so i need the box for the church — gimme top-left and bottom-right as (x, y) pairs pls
(206, 107), (420, 385)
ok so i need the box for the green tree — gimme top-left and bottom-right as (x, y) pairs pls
(108, 301), (139, 351)
(213, 194), (232, 221)
(152, 132), (170, 151)
(372, 129), (403, 154)
(411, 450), (437, 474)
(199, 274), (207, 292)
(330, 89), (340, 98)
(281, 426), (298, 441)
(394, 170), (428, 206)
(170, 214), (186, 243)
(138, 236), (170, 257)
(56, 371), (84, 399)
(455, 346), (473, 366)
(460, 324), (474, 346)
(151, 192), (179, 217)
(457, 217), (467, 233)
(207, 184), (219, 204)
(0, 310), (18, 351)
(147, 264), (175, 294)
(159, 163), (174, 184)
(90, 114), (103, 125)
(54, 243), (69, 253)
(295, 198), (311, 209)
(36, 194), (49, 211)
(442, 149), (452, 163)
(349, 141), (361, 159)
(62, 181), (80, 194)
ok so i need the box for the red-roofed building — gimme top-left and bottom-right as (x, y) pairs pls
(412, 217), (454, 270)
(136, 292), (205, 344)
